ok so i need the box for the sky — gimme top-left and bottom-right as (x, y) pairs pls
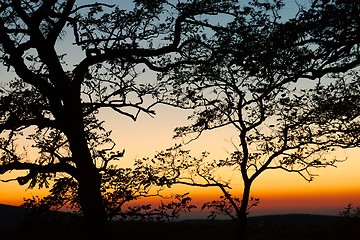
(0, 0), (360, 219)
(3, 102), (359, 218)
(98, 105), (360, 218)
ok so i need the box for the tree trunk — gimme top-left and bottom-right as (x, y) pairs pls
(69, 131), (108, 235)
(69, 133), (109, 237)
(77, 164), (108, 236)
(62, 96), (108, 236)
(236, 182), (252, 240)
(237, 215), (248, 240)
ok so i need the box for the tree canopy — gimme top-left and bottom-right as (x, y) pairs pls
(145, 1), (360, 239)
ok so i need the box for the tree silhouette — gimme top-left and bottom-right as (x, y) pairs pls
(21, 155), (196, 223)
(150, 1), (360, 239)
(340, 203), (360, 219)
(338, 203), (360, 239)
(1, 1), (360, 238)
(0, 0), (238, 233)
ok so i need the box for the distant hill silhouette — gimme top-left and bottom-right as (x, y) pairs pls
(0, 203), (346, 227)
(248, 213), (342, 227)
(180, 213), (342, 226)
(0, 204), (26, 227)
(1, 204), (359, 240)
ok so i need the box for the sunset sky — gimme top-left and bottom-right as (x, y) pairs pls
(101, 106), (360, 218)
(1, 102), (359, 218)
(1, 0), (360, 219)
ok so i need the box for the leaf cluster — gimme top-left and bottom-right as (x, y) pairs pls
(202, 194), (259, 221)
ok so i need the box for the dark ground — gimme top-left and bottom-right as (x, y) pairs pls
(1, 204), (359, 240)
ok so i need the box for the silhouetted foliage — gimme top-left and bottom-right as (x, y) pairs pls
(21, 162), (196, 223)
(22, 188), (196, 223)
(202, 195), (259, 221)
(336, 203), (360, 239)
(153, 1), (360, 240)
(1, 1), (360, 239)
(339, 203), (360, 219)
(121, 193), (197, 222)
(0, 0), (241, 232)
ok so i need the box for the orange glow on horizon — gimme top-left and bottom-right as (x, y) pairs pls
(1, 179), (359, 217)
(1, 108), (360, 217)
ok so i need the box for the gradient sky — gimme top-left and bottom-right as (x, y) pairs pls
(99, 106), (360, 217)
(0, 0), (360, 218)
(2, 103), (359, 217)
